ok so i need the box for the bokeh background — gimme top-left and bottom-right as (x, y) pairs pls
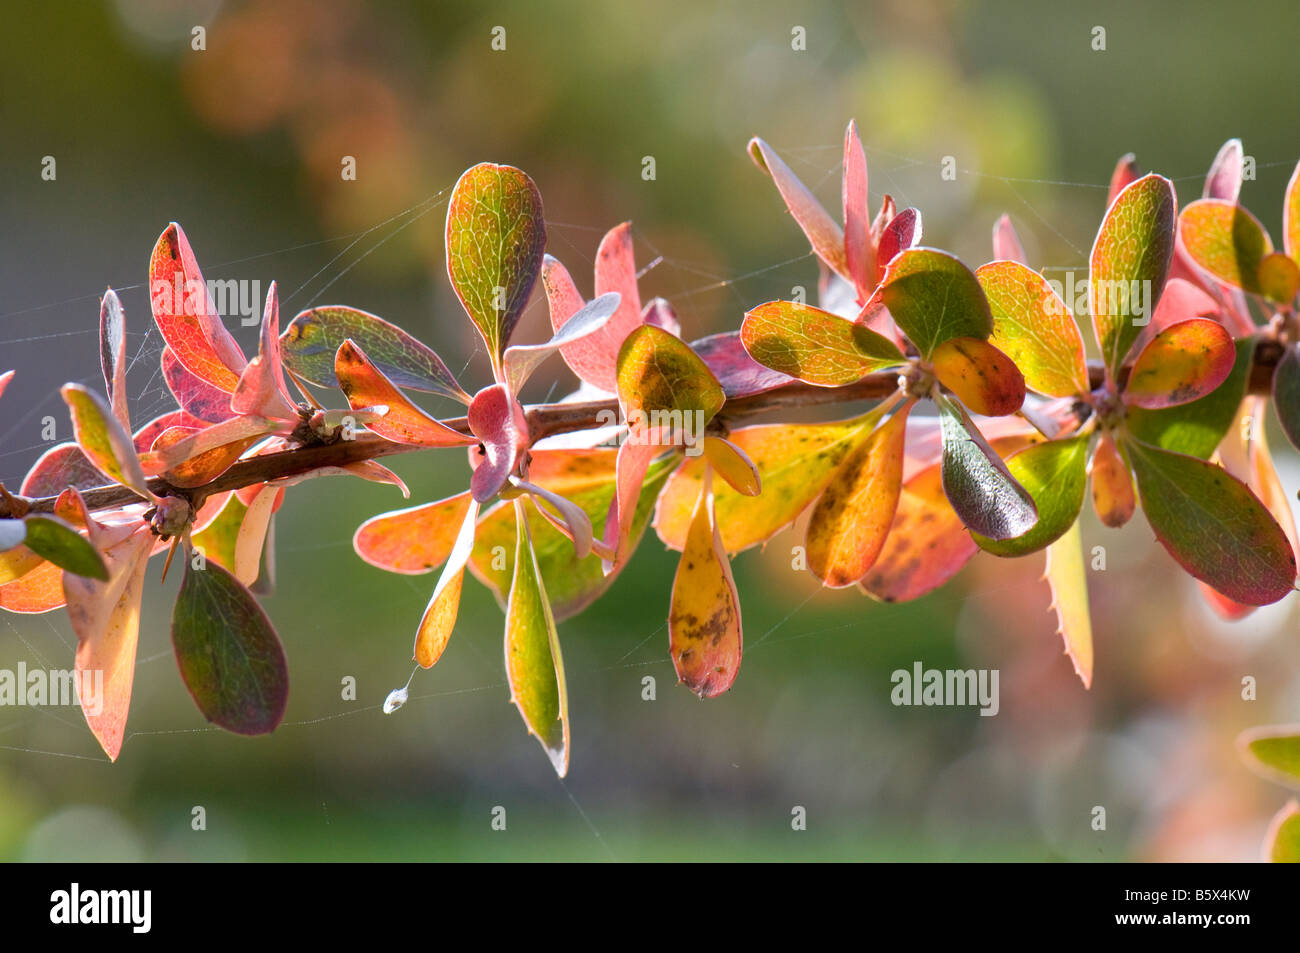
(3, 0), (1300, 861)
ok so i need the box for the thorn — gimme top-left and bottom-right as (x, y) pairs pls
(160, 536), (180, 583)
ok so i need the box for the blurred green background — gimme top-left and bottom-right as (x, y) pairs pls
(3, 0), (1300, 861)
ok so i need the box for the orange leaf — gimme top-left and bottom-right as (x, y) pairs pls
(414, 569), (464, 668)
(1089, 431), (1135, 528)
(930, 337), (1026, 417)
(335, 339), (475, 448)
(1123, 318), (1235, 409)
(702, 436), (760, 497)
(354, 491), (474, 575)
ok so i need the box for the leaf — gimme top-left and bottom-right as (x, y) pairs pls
(0, 558), (65, 613)
(468, 383), (529, 502)
(842, 119), (875, 298)
(1238, 726), (1300, 787)
(1106, 153), (1139, 207)
(976, 260), (1087, 397)
(0, 539), (43, 586)
(1043, 521), (1094, 689)
(1263, 801), (1300, 863)
(1274, 343), (1300, 452)
(230, 282), (297, 421)
(162, 347), (234, 423)
(702, 436), (760, 497)
(233, 485), (279, 586)
(335, 339), (476, 448)
(99, 289), (129, 432)
(991, 214), (1027, 264)
(748, 136), (848, 279)
(191, 493), (248, 571)
(21, 515), (108, 581)
(690, 331), (797, 399)
(64, 527), (153, 760)
(1123, 318), (1235, 409)
(669, 474), (743, 697)
(616, 324), (726, 426)
(354, 491), (474, 574)
(0, 369), (11, 401)
(281, 305), (469, 403)
(515, 481), (594, 560)
(877, 208), (922, 269)
(1177, 199), (1273, 295)
(172, 558), (289, 735)
(654, 417), (874, 553)
(740, 300), (904, 386)
(413, 499), (479, 668)
(938, 395), (1037, 539)
(1203, 138), (1243, 202)
(504, 292), (620, 394)
(1257, 251), (1300, 305)
(1126, 337), (1254, 458)
(61, 384), (152, 499)
(138, 414), (274, 474)
(445, 162), (547, 370)
(1090, 174), (1177, 374)
(930, 337), (1025, 417)
(1286, 160), (1300, 264)
(1089, 430), (1135, 528)
(1123, 437), (1296, 605)
(471, 451), (675, 621)
(21, 443), (105, 496)
(805, 401), (912, 587)
(148, 223), (247, 392)
(504, 499), (569, 776)
(973, 435), (1087, 557)
(152, 428), (260, 489)
(878, 248), (992, 359)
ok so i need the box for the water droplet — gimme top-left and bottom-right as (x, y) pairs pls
(383, 686), (408, 714)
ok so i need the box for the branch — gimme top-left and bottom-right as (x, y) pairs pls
(2, 341), (1284, 519)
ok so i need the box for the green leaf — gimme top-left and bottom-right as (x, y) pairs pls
(973, 436), (1087, 557)
(739, 300), (903, 385)
(1123, 437), (1296, 605)
(879, 248), (992, 359)
(1090, 174), (1176, 374)
(1239, 727), (1300, 786)
(281, 306), (470, 403)
(616, 324), (725, 424)
(977, 260), (1088, 398)
(61, 383), (152, 499)
(504, 500), (569, 777)
(171, 558), (289, 735)
(1274, 343), (1300, 453)
(445, 163), (547, 370)
(1126, 337), (1253, 458)
(1177, 199), (1273, 295)
(21, 515), (108, 581)
(1264, 802), (1300, 863)
(937, 394), (1037, 540)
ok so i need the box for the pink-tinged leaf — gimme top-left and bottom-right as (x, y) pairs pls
(1090, 174), (1177, 374)
(468, 383), (529, 502)
(1043, 521), (1093, 689)
(504, 499), (569, 776)
(870, 194), (897, 247)
(642, 297), (681, 336)
(877, 208), (922, 271)
(1257, 252), (1300, 305)
(335, 340), (475, 448)
(603, 437), (672, 570)
(1089, 431), (1135, 528)
(931, 337), (1026, 417)
(21, 443), (104, 496)
(162, 348), (234, 423)
(148, 223), (247, 391)
(805, 400), (913, 587)
(413, 498), (479, 668)
(138, 414), (275, 474)
(515, 481), (593, 560)
(0, 369), (11, 401)
(63, 525), (153, 760)
(445, 162), (547, 371)
(740, 300), (904, 386)
(1285, 161), (1300, 264)
(233, 485), (279, 586)
(689, 331), (796, 398)
(172, 557), (288, 736)
(748, 136), (849, 280)
(842, 119), (875, 298)
(938, 394), (1038, 540)
(702, 436), (760, 497)
(151, 426), (259, 488)
(1263, 800), (1300, 863)
(616, 324), (726, 425)
(1124, 436), (1296, 605)
(99, 289), (129, 432)
(1123, 318), (1235, 409)
(1177, 199), (1273, 295)
(976, 260), (1087, 398)
(992, 214), (1027, 264)
(1106, 153), (1139, 207)
(231, 282), (297, 421)
(504, 292), (620, 394)
(354, 492), (475, 575)
(879, 248), (993, 359)
(1203, 138), (1243, 202)
(61, 383), (152, 499)
(592, 222), (645, 346)
(132, 410), (208, 455)
(280, 305), (469, 403)
(669, 472), (742, 698)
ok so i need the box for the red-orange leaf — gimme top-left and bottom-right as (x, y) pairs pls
(336, 339), (476, 448)
(1089, 431), (1135, 528)
(354, 491), (474, 575)
(930, 337), (1026, 417)
(1123, 318), (1235, 409)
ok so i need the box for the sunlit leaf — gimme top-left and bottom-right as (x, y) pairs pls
(1177, 199), (1273, 295)
(1123, 437), (1296, 605)
(1089, 430), (1135, 528)
(99, 289), (129, 432)
(690, 331), (796, 399)
(445, 163), (547, 370)
(231, 282), (297, 421)
(616, 324), (725, 424)
(740, 300), (903, 386)
(172, 557), (289, 735)
(974, 435), (1087, 557)
(354, 491), (474, 575)
(748, 136), (848, 279)
(281, 305), (469, 403)
(877, 208), (921, 269)
(191, 492), (247, 571)
(21, 514), (108, 581)
(1123, 318), (1235, 409)
(1263, 801), (1300, 863)
(878, 248), (992, 359)
(1238, 726), (1300, 786)
(976, 260), (1087, 397)
(162, 347), (234, 423)
(233, 485), (279, 587)
(504, 292), (620, 394)
(0, 558), (65, 613)
(412, 498), (479, 668)
(991, 214), (1027, 264)
(1106, 153), (1139, 207)
(138, 414), (274, 474)
(514, 481), (593, 560)
(504, 500), (569, 776)
(1285, 161), (1300, 264)
(1043, 520), (1094, 689)
(1127, 338), (1254, 458)
(468, 383), (529, 502)
(702, 436), (760, 497)
(669, 474), (743, 697)
(842, 119), (875, 298)
(1203, 138), (1243, 202)
(335, 339), (476, 448)
(1257, 251), (1300, 305)
(61, 383), (152, 499)
(930, 337), (1025, 417)
(1090, 174), (1177, 374)
(0, 369), (11, 401)
(0, 539), (43, 586)
(805, 401), (912, 587)
(937, 394), (1037, 540)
